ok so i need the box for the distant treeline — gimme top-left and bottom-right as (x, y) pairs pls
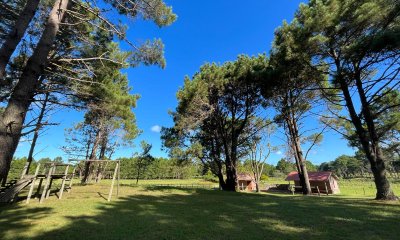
(320, 154), (400, 179)
(8, 157), (63, 180)
(117, 157), (202, 180)
(9, 154), (400, 182)
(8, 156), (318, 181)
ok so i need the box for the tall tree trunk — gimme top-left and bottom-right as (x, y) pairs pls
(82, 128), (101, 184)
(95, 134), (107, 182)
(287, 115), (312, 195)
(21, 92), (50, 177)
(337, 67), (396, 200)
(217, 171), (226, 190)
(136, 163), (141, 184)
(250, 150), (264, 193)
(0, 0), (40, 81)
(221, 136), (238, 191)
(354, 73), (396, 199)
(291, 140), (306, 192)
(224, 156), (237, 191)
(0, 0), (70, 185)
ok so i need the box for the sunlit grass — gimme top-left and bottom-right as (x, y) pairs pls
(0, 179), (399, 240)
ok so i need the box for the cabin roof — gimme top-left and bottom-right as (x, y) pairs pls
(237, 173), (254, 181)
(285, 171), (338, 181)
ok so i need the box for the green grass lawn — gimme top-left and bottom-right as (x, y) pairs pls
(0, 179), (399, 240)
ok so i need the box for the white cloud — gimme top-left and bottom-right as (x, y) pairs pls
(151, 125), (162, 133)
(275, 150), (283, 155)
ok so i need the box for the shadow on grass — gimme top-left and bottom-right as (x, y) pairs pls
(0, 204), (53, 238)
(1, 187), (400, 240)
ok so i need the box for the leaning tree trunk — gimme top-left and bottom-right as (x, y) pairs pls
(337, 70), (396, 200)
(95, 134), (108, 182)
(354, 74), (396, 200)
(0, 0), (70, 185)
(287, 115), (312, 195)
(0, 0), (41, 81)
(82, 128), (101, 184)
(286, 116), (312, 195)
(217, 172), (226, 190)
(21, 92), (50, 178)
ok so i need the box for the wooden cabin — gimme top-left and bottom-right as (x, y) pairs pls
(285, 171), (340, 194)
(237, 173), (256, 191)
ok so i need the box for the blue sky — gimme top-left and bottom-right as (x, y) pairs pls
(15, 0), (356, 165)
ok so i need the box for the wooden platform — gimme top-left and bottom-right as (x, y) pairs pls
(0, 176), (35, 203)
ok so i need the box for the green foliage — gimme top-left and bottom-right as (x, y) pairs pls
(293, 0), (400, 150)
(105, 0), (177, 27)
(7, 157), (27, 180)
(63, 35), (140, 159)
(118, 157), (201, 180)
(320, 154), (369, 178)
(276, 158), (296, 174)
(7, 156), (64, 180)
(0, 0), (26, 40)
(163, 55), (269, 189)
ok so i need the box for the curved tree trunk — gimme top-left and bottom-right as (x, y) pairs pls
(95, 134), (108, 183)
(82, 128), (101, 184)
(286, 115), (312, 195)
(217, 172), (226, 190)
(0, 0), (41, 81)
(21, 91), (50, 178)
(0, 0), (71, 185)
(337, 71), (397, 200)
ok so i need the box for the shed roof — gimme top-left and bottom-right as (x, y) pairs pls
(237, 173), (254, 181)
(285, 171), (338, 181)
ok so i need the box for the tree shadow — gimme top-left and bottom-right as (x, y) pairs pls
(1, 187), (399, 240)
(0, 204), (53, 239)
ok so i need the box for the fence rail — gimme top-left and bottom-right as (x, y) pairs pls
(128, 183), (220, 189)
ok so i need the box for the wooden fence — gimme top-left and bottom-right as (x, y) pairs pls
(129, 184), (220, 189)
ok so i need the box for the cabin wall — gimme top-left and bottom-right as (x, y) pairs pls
(293, 179), (340, 194)
(329, 177), (340, 194)
(238, 180), (256, 191)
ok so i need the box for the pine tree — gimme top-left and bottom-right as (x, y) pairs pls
(293, 0), (399, 199)
(0, 0), (176, 184)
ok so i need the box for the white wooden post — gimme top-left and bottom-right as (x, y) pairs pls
(67, 166), (76, 193)
(107, 162), (119, 202)
(26, 163), (41, 204)
(58, 165), (70, 199)
(40, 163), (54, 203)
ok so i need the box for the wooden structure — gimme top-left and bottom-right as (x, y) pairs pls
(26, 162), (74, 204)
(0, 162), (74, 204)
(0, 175), (36, 203)
(1, 159), (120, 204)
(69, 159), (120, 202)
(237, 173), (256, 192)
(285, 171), (340, 194)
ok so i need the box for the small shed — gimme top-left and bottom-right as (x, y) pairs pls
(237, 173), (256, 191)
(285, 171), (340, 194)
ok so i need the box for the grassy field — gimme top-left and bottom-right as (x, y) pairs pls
(0, 179), (399, 240)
